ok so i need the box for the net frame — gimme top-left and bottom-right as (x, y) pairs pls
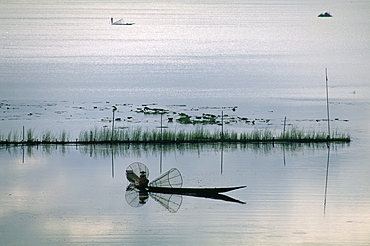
(126, 162), (149, 178)
(149, 168), (183, 188)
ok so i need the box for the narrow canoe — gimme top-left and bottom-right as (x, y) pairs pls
(145, 185), (246, 195)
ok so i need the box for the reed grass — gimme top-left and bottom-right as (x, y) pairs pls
(26, 128), (35, 142)
(67, 126), (352, 143)
(5, 131), (21, 142)
(42, 131), (53, 142)
(0, 126), (350, 145)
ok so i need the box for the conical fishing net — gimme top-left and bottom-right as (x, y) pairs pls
(126, 162), (149, 184)
(113, 19), (125, 24)
(150, 193), (182, 213)
(149, 168), (183, 188)
(125, 184), (148, 207)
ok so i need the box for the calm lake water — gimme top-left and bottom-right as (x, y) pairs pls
(1, 0), (369, 245)
(1, 142), (369, 245)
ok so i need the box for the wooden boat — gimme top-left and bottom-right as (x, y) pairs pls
(126, 184), (246, 205)
(111, 18), (135, 25)
(125, 162), (246, 210)
(146, 185), (246, 195)
(146, 185), (246, 204)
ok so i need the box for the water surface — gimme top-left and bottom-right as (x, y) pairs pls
(1, 143), (369, 245)
(1, 0), (369, 245)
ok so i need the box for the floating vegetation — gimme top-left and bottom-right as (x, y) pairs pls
(0, 100), (352, 146)
(0, 127), (350, 145)
(177, 115), (192, 124)
(136, 106), (169, 114)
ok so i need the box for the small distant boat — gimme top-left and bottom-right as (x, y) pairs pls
(111, 17), (135, 25)
(318, 12), (332, 17)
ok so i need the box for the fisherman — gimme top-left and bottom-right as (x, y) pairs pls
(138, 171), (149, 188)
(110, 17), (113, 25)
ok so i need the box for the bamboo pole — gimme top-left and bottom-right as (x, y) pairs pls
(325, 68), (331, 139)
(221, 111), (224, 140)
(111, 106), (117, 141)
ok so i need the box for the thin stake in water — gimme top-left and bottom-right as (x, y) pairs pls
(283, 116), (287, 135)
(111, 106), (117, 141)
(221, 110), (224, 140)
(160, 113), (163, 141)
(325, 68), (331, 139)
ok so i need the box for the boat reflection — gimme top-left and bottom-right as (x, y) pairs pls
(124, 162), (246, 213)
(125, 184), (183, 213)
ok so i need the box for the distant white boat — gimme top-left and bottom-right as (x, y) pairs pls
(111, 17), (135, 25)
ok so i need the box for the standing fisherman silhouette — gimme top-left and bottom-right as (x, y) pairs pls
(138, 171), (149, 188)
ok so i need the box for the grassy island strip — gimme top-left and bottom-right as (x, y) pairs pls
(0, 127), (350, 145)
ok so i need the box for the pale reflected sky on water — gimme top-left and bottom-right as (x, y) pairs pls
(1, 0), (369, 103)
(1, 142), (370, 245)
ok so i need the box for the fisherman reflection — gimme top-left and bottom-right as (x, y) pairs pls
(138, 171), (149, 204)
(139, 190), (149, 204)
